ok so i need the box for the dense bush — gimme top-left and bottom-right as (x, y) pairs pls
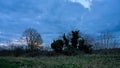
(51, 30), (93, 55)
(51, 39), (64, 53)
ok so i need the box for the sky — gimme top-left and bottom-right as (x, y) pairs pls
(0, 0), (120, 45)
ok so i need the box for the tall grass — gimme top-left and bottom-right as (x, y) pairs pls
(0, 54), (120, 68)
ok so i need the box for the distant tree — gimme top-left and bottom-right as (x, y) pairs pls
(23, 28), (43, 50)
(51, 39), (64, 53)
(68, 30), (92, 53)
(71, 30), (79, 48)
(98, 32), (118, 49)
(63, 34), (70, 48)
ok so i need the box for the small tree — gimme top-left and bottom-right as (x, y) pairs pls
(23, 28), (43, 50)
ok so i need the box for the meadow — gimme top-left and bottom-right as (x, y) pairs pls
(0, 54), (120, 68)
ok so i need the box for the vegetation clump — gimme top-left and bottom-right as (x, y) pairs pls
(51, 30), (92, 55)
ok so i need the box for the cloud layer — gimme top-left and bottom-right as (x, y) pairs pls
(0, 0), (120, 44)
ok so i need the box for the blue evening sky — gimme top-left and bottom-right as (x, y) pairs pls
(0, 0), (120, 44)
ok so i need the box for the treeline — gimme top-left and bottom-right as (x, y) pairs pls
(0, 28), (120, 57)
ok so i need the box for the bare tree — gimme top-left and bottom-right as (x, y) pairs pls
(98, 32), (118, 49)
(23, 28), (43, 50)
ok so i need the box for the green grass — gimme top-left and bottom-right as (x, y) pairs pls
(0, 54), (120, 68)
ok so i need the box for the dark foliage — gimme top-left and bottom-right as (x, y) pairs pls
(63, 34), (69, 48)
(71, 30), (79, 48)
(0, 46), (63, 57)
(51, 39), (64, 53)
(78, 39), (92, 53)
(0, 46), (25, 57)
(51, 30), (93, 55)
(93, 48), (120, 54)
(12, 46), (25, 57)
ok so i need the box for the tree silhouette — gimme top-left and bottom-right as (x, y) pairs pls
(23, 28), (43, 50)
(51, 39), (64, 53)
(63, 34), (69, 48)
(71, 30), (79, 48)
(51, 30), (93, 54)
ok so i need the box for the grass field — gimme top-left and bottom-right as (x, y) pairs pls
(0, 54), (120, 68)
